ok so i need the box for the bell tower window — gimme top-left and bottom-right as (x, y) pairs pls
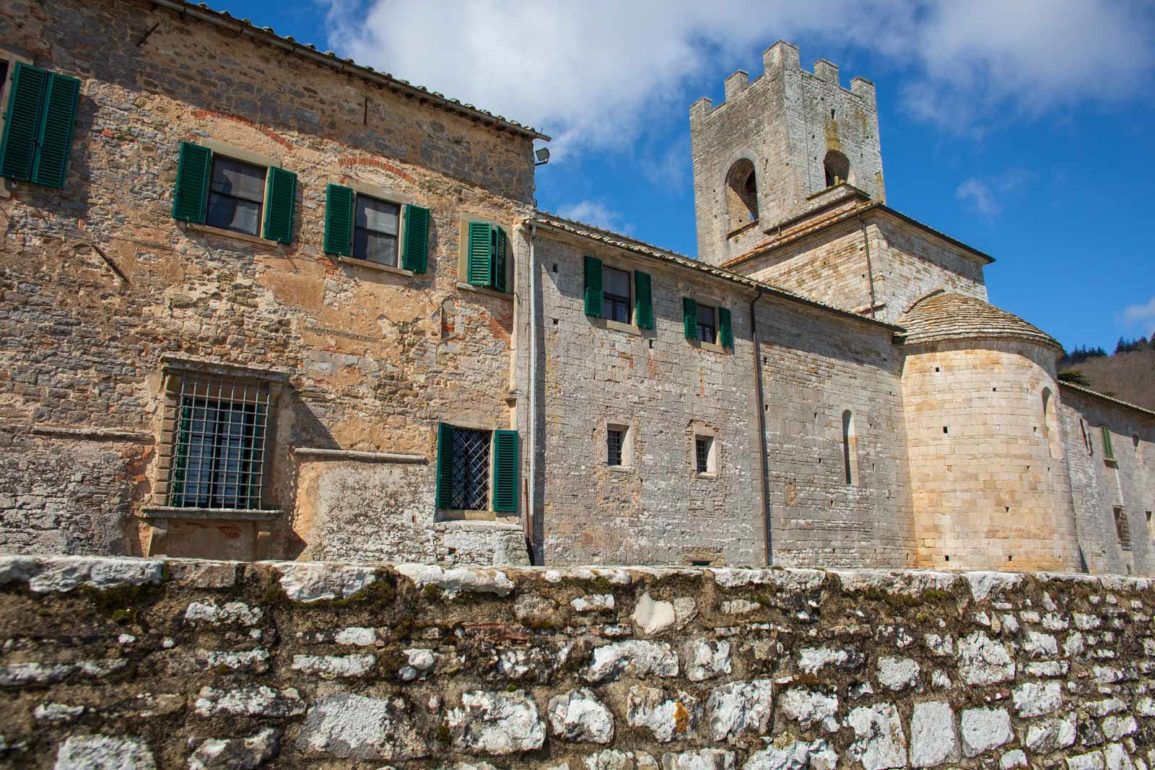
(725, 159), (758, 232)
(824, 150), (850, 188)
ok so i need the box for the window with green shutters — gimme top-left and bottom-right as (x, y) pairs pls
(466, 221), (508, 291)
(682, 297), (732, 350)
(634, 270), (654, 330)
(171, 142), (297, 244)
(682, 297), (698, 341)
(582, 257), (653, 330)
(0, 62), (81, 188)
(435, 423), (519, 514)
(718, 307), (733, 349)
(324, 183), (430, 273)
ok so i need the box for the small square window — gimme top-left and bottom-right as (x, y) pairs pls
(353, 194), (400, 266)
(695, 435), (715, 475)
(206, 155), (266, 236)
(697, 304), (717, 344)
(607, 427), (625, 467)
(603, 266), (631, 324)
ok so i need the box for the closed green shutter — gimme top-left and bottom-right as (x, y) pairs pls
(323, 183), (354, 256)
(583, 255), (603, 317)
(719, 307), (733, 349)
(262, 166), (297, 244)
(1102, 426), (1114, 459)
(0, 63), (48, 181)
(435, 423), (455, 510)
(634, 270), (654, 330)
(171, 142), (211, 223)
(30, 72), (80, 188)
(467, 221), (493, 287)
(401, 203), (430, 273)
(491, 429), (519, 513)
(491, 226), (508, 292)
(683, 297), (698, 340)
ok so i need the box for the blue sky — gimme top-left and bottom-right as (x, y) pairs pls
(211, 0), (1154, 352)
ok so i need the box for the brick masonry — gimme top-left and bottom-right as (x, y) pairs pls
(3, 555), (1155, 768)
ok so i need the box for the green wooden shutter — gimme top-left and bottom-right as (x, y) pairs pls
(491, 226), (508, 292)
(30, 72), (80, 188)
(435, 423), (455, 509)
(683, 297), (698, 340)
(467, 221), (493, 287)
(1102, 426), (1114, 459)
(583, 255), (603, 317)
(634, 270), (654, 330)
(491, 430), (519, 513)
(171, 142), (212, 223)
(323, 183), (354, 256)
(262, 166), (297, 244)
(401, 203), (430, 273)
(0, 63), (48, 181)
(718, 307), (733, 349)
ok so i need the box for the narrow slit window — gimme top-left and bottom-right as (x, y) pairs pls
(206, 155), (266, 236)
(697, 304), (717, 344)
(842, 409), (859, 485)
(602, 266), (631, 324)
(353, 194), (400, 266)
(695, 435), (715, 475)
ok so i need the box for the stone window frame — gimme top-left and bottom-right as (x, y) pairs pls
(841, 409), (860, 486)
(0, 46), (33, 196)
(690, 425), (719, 478)
(337, 179), (418, 278)
(144, 356), (288, 520)
(1114, 506), (1132, 552)
(180, 139), (282, 246)
(604, 421), (634, 472)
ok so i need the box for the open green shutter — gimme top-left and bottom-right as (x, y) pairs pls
(401, 204), (430, 273)
(719, 307), (733, 349)
(491, 226), (508, 292)
(172, 142), (211, 223)
(30, 72), (80, 188)
(583, 255), (603, 317)
(323, 183), (354, 256)
(467, 221), (493, 286)
(491, 430), (519, 513)
(262, 166), (297, 244)
(0, 63), (48, 181)
(635, 270), (654, 330)
(435, 423), (455, 509)
(683, 297), (698, 340)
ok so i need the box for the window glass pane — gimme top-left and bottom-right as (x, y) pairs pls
(356, 196), (399, 235)
(603, 267), (630, 297)
(206, 195), (261, 235)
(697, 304), (716, 342)
(354, 229), (398, 266)
(210, 156), (266, 203)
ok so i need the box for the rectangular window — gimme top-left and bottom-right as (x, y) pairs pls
(168, 377), (271, 510)
(206, 155), (266, 236)
(450, 427), (491, 511)
(466, 221), (509, 292)
(607, 427), (625, 467)
(695, 435), (715, 475)
(697, 304), (717, 344)
(1114, 506), (1131, 551)
(1102, 426), (1115, 461)
(353, 194), (401, 266)
(0, 62), (81, 188)
(603, 266), (631, 324)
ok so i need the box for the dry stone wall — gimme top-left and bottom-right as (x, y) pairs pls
(4, 556), (1155, 769)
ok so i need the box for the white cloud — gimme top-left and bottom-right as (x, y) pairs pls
(955, 168), (1034, 217)
(555, 200), (631, 234)
(324, 0), (1155, 158)
(1120, 296), (1155, 335)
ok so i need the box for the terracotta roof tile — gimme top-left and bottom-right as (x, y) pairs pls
(898, 291), (1061, 350)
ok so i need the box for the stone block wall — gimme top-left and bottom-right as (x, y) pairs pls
(0, 0), (535, 562)
(3, 555), (1155, 769)
(1059, 387), (1155, 576)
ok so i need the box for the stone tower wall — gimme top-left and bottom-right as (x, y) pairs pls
(901, 340), (1084, 572)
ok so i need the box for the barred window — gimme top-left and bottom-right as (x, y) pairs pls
(1115, 506), (1131, 551)
(695, 434), (716, 475)
(607, 427), (625, 467)
(167, 377), (271, 510)
(450, 427), (490, 511)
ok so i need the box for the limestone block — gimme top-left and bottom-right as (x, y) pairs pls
(1025, 713), (1078, 753)
(290, 654), (376, 679)
(193, 686), (305, 718)
(1012, 681), (1062, 717)
(626, 687), (699, 743)
(960, 707), (1013, 757)
(683, 640), (731, 682)
(184, 601), (263, 627)
(188, 728), (279, 770)
(744, 740), (837, 770)
(704, 680), (774, 742)
(548, 689), (615, 744)
(447, 690), (545, 755)
(275, 562), (377, 603)
(585, 641), (679, 682)
(877, 656), (920, 691)
(54, 735), (156, 770)
(909, 701), (958, 768)
(957, 632), (1015, 686)
(847, 703), (907, 770)
(777, 688), (838, 732)
(296, 693), (427, 761)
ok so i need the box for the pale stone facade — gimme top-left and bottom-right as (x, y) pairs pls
(1, 0), (1152, 574)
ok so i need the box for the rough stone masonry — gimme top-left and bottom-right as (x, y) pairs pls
(1, 555), (1154, 768)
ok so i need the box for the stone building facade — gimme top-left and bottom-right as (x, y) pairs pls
(0, 0), (1152, 573)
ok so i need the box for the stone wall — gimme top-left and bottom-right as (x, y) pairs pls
(4, 555), (1155, 769)
(1059, 386), (1155, 576)
(0, 0), (534, 562)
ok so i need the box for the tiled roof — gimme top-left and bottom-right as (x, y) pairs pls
(1059, 382), (1155, 419)
(532, 212), (903, 331)
(151, 0), (549, 141)
(897, 291), (1061, 350)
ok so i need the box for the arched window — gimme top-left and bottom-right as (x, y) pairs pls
(1042, 388), (1061, 459)
(824, 150), (850, 188)
(842, 409), (859, 485)
(724, 159), (758, 231)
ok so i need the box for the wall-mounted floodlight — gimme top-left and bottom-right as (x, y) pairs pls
(534, 147), (550, 166)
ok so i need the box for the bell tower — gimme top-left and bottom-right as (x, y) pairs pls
(690, 42), (885, 266)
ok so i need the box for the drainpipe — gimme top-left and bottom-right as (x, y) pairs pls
(526, 222), (539, 564)
(859, 213), (878, 320)
(750, 289), (773, 566)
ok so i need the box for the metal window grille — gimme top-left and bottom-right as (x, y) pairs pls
(607, 428), (624, 467)
(450, 427), (490, 511)
(695, 436), (712, 474)
(1115, 506), (1132, 551)
(168, 377), (270, 510)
